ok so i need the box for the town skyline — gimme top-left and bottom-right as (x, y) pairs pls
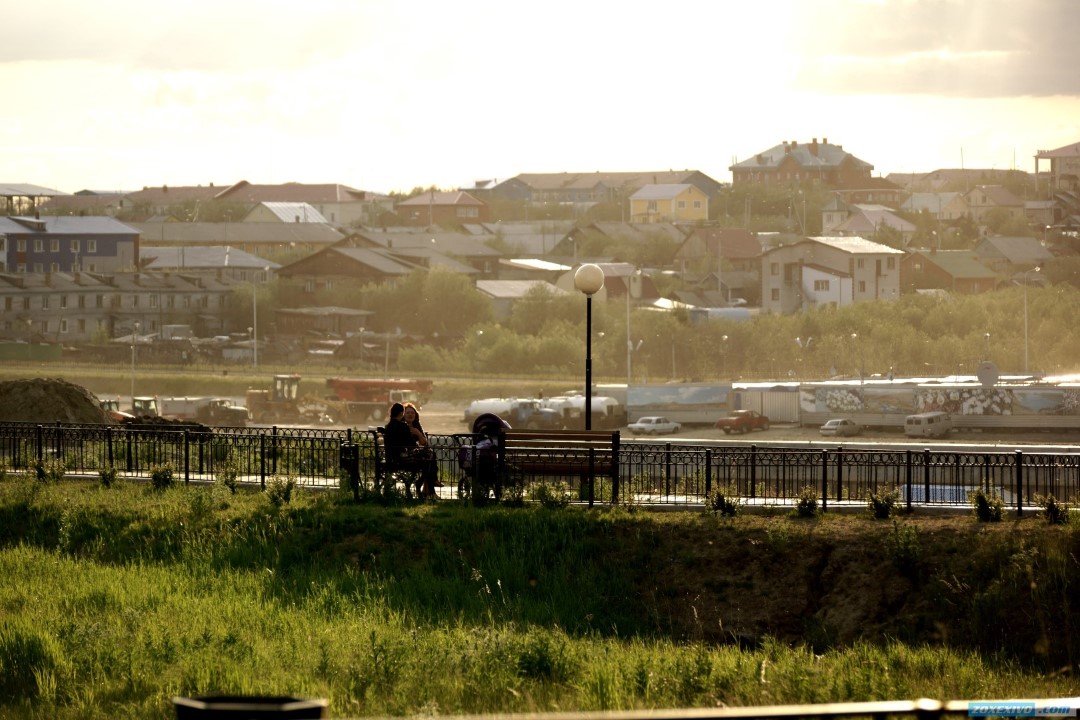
(3, 0), (1079, 195)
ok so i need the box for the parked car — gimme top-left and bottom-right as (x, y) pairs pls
(627, 416), (681, 436)
(714, 410), (770, 434)
(820, 418), (861, 437)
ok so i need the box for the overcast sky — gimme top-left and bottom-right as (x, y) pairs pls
(3, 0), (1079, 194)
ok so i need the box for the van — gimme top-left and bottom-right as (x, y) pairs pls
(904, 411), (952, 438)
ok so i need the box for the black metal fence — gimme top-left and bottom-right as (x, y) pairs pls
(3, 422), (1080, 512)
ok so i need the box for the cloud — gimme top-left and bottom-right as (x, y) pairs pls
(790, 0), (1080, 97)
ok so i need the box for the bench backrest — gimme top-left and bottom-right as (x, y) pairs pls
(501, 429), (620, 451)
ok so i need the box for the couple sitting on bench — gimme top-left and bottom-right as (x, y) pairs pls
(385, 402), (439, 498)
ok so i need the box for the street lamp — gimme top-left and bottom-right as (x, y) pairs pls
(720, 335), (729, 379)
(574, 264), (605, 430)
(253, 265), (269, 369)
(983, 332), (991, 361)
(625, 268), (641, 384)
(1024, 266), (1041, 373)
(850, 333), (864, 384)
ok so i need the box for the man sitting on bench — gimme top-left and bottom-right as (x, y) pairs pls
(384, 402), (438, 498)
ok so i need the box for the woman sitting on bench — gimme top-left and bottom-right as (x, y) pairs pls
(385, 402), (438, 498)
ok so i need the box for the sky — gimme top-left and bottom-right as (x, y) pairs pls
(3, 0), (1080, 195)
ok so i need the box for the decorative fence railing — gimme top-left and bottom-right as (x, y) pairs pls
(3, 422), (1080, 513)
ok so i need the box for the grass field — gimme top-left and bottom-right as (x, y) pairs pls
(0, 474), (1077, 719)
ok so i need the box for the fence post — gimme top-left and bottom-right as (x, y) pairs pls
(905, 450), (913, 513)
(923, 448), (931, 507)
(183, 430), (190, 485)
(1015, 449), (1024, 517)
(821, 449), (829, 513)
(271, 426), (279, 476)
(664, 442), (672, 498)
(704, 448), (712, 498)
(126, 428), (134, 473)
(610, 431), (620, 505)
(260, 433), (267, 490)
(750, 445), (757, 499)
(36, 424), (43, 465)
(835, 445), (844, 502)
(107, 426), (114, 470)
(587, 448), (596, 507)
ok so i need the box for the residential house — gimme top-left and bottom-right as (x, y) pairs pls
(673, 227), (761, 303)
(495, 258), (571, 282)
(461, 220), (574, 256)
(900, 250), (1000, 293)
(556, 222), (689, 263)
(395, 191), (489, 227)
(349, 228), (502, 277)
(0, 270), (239, 343)
(213, 181), (391, 227)
(276, 246), (421, 294)
(829, 204), (916, 245)
(887, 169), (1028, 193)
(761, 236), (904, 314)
(0, 215), (139, 273)
(972, 235), (1054, 274)
(242, 202), (328, 224)
(1035, 140), (1080, 194)
(963, 185), (1025, 227)
(140, 245), (280, 283)
(120, 184), (222, 219)
(273, 306), (372, 338)
(552, 263), (660, 303)
(475, 280), (568, 321)
(129, 221), (344, 262)
(38, 191), (129, 217)
(729, 138), (873, 188)
(491, 170), (726, 208)
(831, 176), (906, 208)
(629, 184), (708, 224)
(899, 192), (967, 221)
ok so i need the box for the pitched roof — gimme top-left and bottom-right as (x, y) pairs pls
(245, 202), (328, 223)
(506, 171), (713, 192)
(395, 191), (485, 207)
(129, 221), (344, 245)
(681, 228), (761, 259)
(0, 216), (138, 235)
(833, 206), (916, 235)
(908, 250), (999, 279)
(730, 139), (872, 173)
(124, 185), (222, 203)
(975, 236), (1055, 264)
(475, 280), (567, 299)
(803, 236), (905, 255)
(1035, 140), (1080, 159)
(349, 229), (500, 257)
(966, 185), (1024, 207)
(629, 184), (693, 200)
(900, 192), (962, 213)
(0, 183), (68, 197)
(213, 181), (377, 204)
(140, 245), (282, 270)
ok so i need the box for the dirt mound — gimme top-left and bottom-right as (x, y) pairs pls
(0, 378), (113, 424)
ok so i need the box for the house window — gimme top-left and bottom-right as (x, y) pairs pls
(132, 296), (139, 308)
(693, 200), (701, 209)
(34, 263), (43, 272)
(50, 239), (59, 252)
(78, 319), (85, 333)
(150, 295), (159, 308)
(647, 201), (657, 212)
(59, 319), (68, 333)
(41, 321), (49, 333)
(304, 280), (315, 293)
(96, 295), (104, 308)
(87, 263), (96, 272)
(78, 295), (85, 309)
(60, 296), (68, 309)
(771, 288), (780, 301)
(856, 259), (865, 269)
(887, 257), (896, 269)
(17, 239), (26, 251)
(0, 238), (4, 251)
(34, 239), (44, 252)
(3, 298), (9, 310)
(42, 296), (49, 309)
(50, 263), (59, 272)
(22, 298), (30, 310)
(71, 239), (80, 253)
(770, 262), (779, 276)
(87, 240), (97, 253)
(677, 201), (686, 209)
(17, 264), (26, 272)
(913, 262), (922, 271)
(814, 280), (830, 291)
(858, 281), (866, 292)
(167, 295), (175, 309)
(456, 207), (479, 218)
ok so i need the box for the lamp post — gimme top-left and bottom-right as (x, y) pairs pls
(850, 333), (864, 384)
(983, 332), (991, 362)
(720, 335), (729, 379)
(1024, 267), (1041, 373)
(625, 268), (640, 384)
(574, 264), (605, 430)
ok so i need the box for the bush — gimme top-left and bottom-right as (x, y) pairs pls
(795, 486), (819, 518)
(267, 474), (296, 507)
(98, 466), (118, 489)
(1036, 494), (1071, 525)
(529, 481), (571, 509)
(149, 464), (174, 490)
(867, 488), (901, 519)
(706, 485), (742, 517)
(216, 457), (240, 494)
(33, 457), (66, 483)
(969, 486), (1004, 522)
(885, 520), (921, 575)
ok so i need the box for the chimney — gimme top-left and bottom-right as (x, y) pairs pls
(810, 138), (819, 157)
(823, 137), (828, 145)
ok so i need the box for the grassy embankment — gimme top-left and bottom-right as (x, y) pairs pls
(0, 474), (1077, 720)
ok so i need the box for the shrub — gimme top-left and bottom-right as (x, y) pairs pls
(1036, 494), (1071, 525)
(867, 488), (901, 519)
(885, 520), (921, 575)
(98, 466), (118, 488)
(216, 457), (240, 494)
(795, 486), (819, 518)
(529, 481), (571, 509)
(33, 457), (66, 483)
(969, 486), (1004, 522)
(706, 485), (742, 517)
(267, 474), (296, 507)
(149, 463), (174, 490)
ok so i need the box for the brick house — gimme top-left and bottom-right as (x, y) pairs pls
(729, 138), (873, 188)
(395, 191), (489, 227)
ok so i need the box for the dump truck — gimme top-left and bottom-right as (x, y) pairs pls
(322, 377), (434, 423)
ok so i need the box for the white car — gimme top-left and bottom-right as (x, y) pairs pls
(820, 418), (862, 437)
(627, 416), (681, 436)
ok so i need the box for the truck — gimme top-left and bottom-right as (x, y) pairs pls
(246, 374), (311, 424)
(159, 396), (248, 426)
(462, 398), (563, 430)
(323, 377), (435, 423)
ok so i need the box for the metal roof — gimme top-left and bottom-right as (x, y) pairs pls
(247, 202), (329, 223)
(807, 236), (905, 255)
(141, 245), (281, 270)
(475, 280), (566, 299)
(0, 216), (138, 235)
(629, 184), (693, 200)
(0, 183), (68, 197)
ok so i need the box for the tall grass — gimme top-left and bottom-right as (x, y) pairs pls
(0, 479), (1076, 719)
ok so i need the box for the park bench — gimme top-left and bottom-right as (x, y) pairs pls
(497, 429), (620, 504)
(368, 426), (428, 498)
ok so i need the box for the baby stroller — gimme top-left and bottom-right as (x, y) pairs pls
(455, 412), (510, 505)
